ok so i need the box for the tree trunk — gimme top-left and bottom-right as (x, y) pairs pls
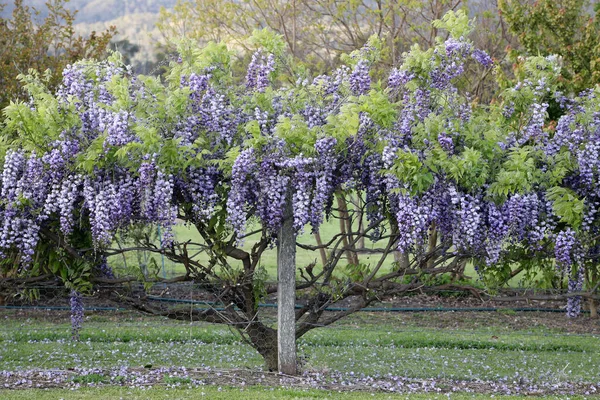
(246, 322), (279, 371)
(313, 231), (328, 267)
(589, 298), (598, 319)
(277, 191), (297, 375)
(395, 252), (410, 270)
(585, 268), (598, 319)
(354, 194), (365, 250)
(426, 223), (437, 269)
(390, 219), (407, 269)
(336, 193), (359, 266)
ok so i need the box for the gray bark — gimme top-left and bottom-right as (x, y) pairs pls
(277, 192), (297, 375)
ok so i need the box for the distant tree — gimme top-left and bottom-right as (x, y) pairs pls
(110, 38), (140, 66)
(156, 0), (507, 71)
(499, 0), (600, 95)
(0, 0), (115, 113)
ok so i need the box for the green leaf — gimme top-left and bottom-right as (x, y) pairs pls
(432, 10), (474, 39)
(274, 115), (315, 154)
(546, 187), (584, 229)
(488, 148), (535, 195)
(389, 149), (434, 194)
(360, 90), (397, 128)
(249, 28), (286, 57)
(325, 102), (360, 142)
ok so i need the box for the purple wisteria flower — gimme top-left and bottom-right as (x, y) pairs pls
(70, 290), (84, 341)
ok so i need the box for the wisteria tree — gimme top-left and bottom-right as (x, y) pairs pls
(1, 11), (599, 371)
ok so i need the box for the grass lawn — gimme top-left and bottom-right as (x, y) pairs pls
(111, 219), (486, 284)
(2, 386), (598, 400)
(111, 212), (550, 289)
(1, 310), (599, 397)
(111, 218), (385, 279)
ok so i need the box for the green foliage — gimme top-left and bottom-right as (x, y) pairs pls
(359, 90), (397, 128)
(546, 187), (585, 229)
(325, 103), (360, 143)
(401, 45), (435, 82)
(445, 147), (489, 190)
(166, 40), (233, 85)
(489, 147), (542, 196)
(389, 149), (434, 195)
(249, 28), (287, 57)
(2, 72), (77, 152)
(105, 71), (133, 110)
(432, 9), (474, 39)
(544, 151), (575, 187)
(274, 115), (316, 155)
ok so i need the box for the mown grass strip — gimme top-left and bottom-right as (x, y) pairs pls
(2, 319), (598, 354)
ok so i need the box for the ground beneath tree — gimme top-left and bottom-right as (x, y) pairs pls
(382, 293), (600, 335)
(1, 365), (599, 396)
(5, 287), (600, 335)
(357, 308), (600, 335)
(2, 295), (600, 395)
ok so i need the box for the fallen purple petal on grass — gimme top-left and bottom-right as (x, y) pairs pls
(0, 367), (598, 395)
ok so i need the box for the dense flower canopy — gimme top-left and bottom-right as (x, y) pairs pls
(1, 11), (599, 317)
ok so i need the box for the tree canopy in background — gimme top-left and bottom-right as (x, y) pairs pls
(0, 0), (115, 112)
(156, 0), (600, 102)
(499, 0), (600, 95)
(156, 0), (510, 72)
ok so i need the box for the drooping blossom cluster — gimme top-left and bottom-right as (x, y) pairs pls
(226, 149), (257, 241)
(289, 157), (314, 233)
(246, 50), (276, 92)
(310, 137), (337, 229)
(256, 158), (290, 233)
(349, 60), (371, 95)
(185, 166), (220, 223)
(394, 194), (433, 253)
(69, 290), (84, 341)
(554, 229), (583, 317)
